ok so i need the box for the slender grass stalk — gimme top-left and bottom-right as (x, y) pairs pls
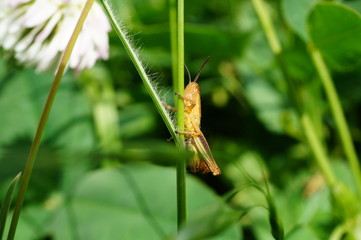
(99, 0), (187, 229)
(237, 163), (284, 240)
(176, 0), (186, 229)
(301, 115), (336, 184)
(6, 1), (95, 239)
(251, 0), (281, 55)
(99, 0), (180, 146)
(251, 0), (301, 113)
(251, 0), (337, 186)
(169, 0), (178, 95)
(100, 0), (186, 227)
(310, 47), (361, 196)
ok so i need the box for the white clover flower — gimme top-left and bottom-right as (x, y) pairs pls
(0, 0), (111, 72)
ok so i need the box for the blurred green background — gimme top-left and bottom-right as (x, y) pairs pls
(1, 0), (361, 239)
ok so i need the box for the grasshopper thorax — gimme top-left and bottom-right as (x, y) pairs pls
(184, 82), (201, 105)
(185, 82), (200, 94)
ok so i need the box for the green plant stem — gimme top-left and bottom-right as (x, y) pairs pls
(169, 0), (178, 95)
(101, 0), (186, 229)
(251, 0), (281, 55)
(310, 47), (361, 196)
(99, 0), (180, 145)
(251, 0), (302, 113)
(176, 0), (186, 229)
(251, 0), (337, 186)
(301, 114), (336, 184)
(6, 1), (95, 239)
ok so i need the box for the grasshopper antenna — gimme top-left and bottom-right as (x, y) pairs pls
(184, 64), (192, 84)
(193, 56), (210, 83)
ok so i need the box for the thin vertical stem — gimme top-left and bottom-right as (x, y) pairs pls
(301, 114), (336, 185)
(169, 0), (178, 94)
(99, 0), (180, 144)
(251, 0), (337, 186)
(7, 1), (95, 239)
(310, 47), (361, 196)
(176, 0), (186, 229)
(251, 0), (281, 55)
(101, 0), (186, 228)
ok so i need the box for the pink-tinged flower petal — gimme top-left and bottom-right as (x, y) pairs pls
(84, 3), (110, 60)
(3, 31), (22, 49)
(69, 39), (81, 68)
(0, 1), (6, 18)
(0, 7), (26, 38)
(7, 0), (31, 8)
(76, 47), (96, 71)
(35, 37), (63, 71)
(1, 0), (110, 73)
(37, 50), (58, 71)
(23, 0), (58, 27)
(15, 24), (42, 51)
(0, 19), (11, 43)
(35, 11), (61, 41)
(37, 46), (59, 71)
(98, 44), (109, 59)
(70, 36), (83, 68)
(89, 4), (111, 31)
(78, 29), (92, 56)
(15, 38), (41, 63)
(55, 14), (79, 51)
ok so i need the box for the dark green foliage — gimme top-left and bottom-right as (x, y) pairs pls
(1, 0), (361, 239)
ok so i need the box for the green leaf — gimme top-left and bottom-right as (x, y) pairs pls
(0, 173), (21, 239)
(9, 203), (55, 239)
(343, 1), (361, 14)
(119, 140), (191, 165)
(286, 226), (322, 240)
(0, 71), (39, 146)
(118, 104), (157, 139)
(282, 0), (319, 40)
(52, 163), (240, 239)
(330, 182), (359, 221)
(0, 68), (96, 152)
(175, 203), (241, 240)
(243, 76), (292, 134)
(308, 3), (361, 70)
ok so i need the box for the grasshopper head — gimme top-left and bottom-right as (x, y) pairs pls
(185, 82), (200, 93)
(184, 82), (201, 107)
(182, 56), (209, 106)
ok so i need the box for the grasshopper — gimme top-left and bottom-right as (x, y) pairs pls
(164, 57), (221, 176)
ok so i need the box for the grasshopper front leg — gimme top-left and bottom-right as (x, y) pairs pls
(162, 101), (178, 112)
(174, 92), (194, 104)
(162, 103), (201, 138)
(175, 130), (201, 137)
(174, 92), (197, 113)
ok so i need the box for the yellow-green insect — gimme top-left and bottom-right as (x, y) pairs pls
(165, 57), (221, 176)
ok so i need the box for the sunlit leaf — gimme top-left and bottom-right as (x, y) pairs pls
(52, 163), (240, 239)
(308, 3), (361, 70)
(282, 0), (319, 40)
(176, 202), (241, 240)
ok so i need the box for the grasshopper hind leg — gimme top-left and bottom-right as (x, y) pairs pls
(187, 138), (213, 174)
